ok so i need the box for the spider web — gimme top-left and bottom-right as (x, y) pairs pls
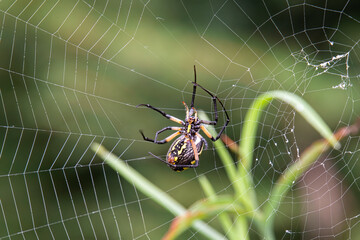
(1, 0), (360, 239)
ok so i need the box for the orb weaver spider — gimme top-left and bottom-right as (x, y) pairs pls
(137, 66), (230, 171)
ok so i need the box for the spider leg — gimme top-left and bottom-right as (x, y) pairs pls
(137, 104), (185, 125)
(200, 124), (227, 142)
(203, 99), (230, 141)
(148, 152), (171, 166)
(188, 138), (199, 167)
(192, 82), (218, 125)
(190, 65), (197, 108)
(196, 132), (208, 150)
(140, 127), (181, 144)
(191, 82), (230, 141)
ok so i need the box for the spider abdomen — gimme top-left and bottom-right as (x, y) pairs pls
(167, 135), (206, 171)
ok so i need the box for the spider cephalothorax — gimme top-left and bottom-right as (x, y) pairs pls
(137, 66), (230, 171)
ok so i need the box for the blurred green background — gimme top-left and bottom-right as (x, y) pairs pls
(1, 0), (360, 239)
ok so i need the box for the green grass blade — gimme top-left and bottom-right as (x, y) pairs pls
(91, 143), (226, 240)
(198, 111), (238, 183)
(239, 90), (340, 173)
(198, 111), (251, 240)
(198, 111), (256, 209)
(263, 139), (330, 235)
(263, 118), (360, 237)
(237, 90), (340, 240)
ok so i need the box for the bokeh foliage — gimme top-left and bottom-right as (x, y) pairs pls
(1, 0), (360, 239)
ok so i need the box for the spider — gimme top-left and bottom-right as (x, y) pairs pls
(137, 66), (230, 171)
